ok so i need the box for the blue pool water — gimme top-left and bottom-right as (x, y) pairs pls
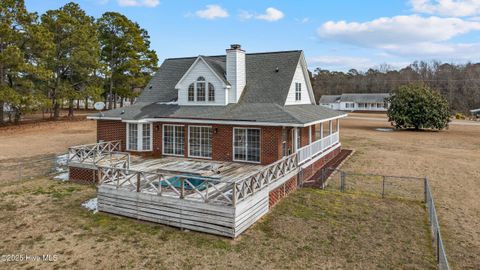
(161, 176), (207, 191)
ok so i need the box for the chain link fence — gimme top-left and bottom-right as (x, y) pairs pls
(321, 168), (450, 270)
(0, 153), (69, 183)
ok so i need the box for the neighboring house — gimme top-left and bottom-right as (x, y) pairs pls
(68, 45), (346, 237)
(319, 93), (390, 111)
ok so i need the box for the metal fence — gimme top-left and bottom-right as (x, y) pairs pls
(0, 153), (69, 183)
(322, 169), (451, 270)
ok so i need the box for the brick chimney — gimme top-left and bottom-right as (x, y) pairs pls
(226, 44), (246, 103)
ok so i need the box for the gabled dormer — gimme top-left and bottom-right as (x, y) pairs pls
(175, 44), (247, 106)
(284, 52), (316, 105)
(175, 56), (231, 106)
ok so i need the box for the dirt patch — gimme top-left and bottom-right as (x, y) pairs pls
(0, 120), (96, 162)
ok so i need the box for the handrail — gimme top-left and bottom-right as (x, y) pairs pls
(297, 132), (339, 165)
(68, 140), (123, 165)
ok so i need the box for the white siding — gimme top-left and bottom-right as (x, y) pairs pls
(320, 103), (341, 110)
(285, 62), (313, 105)
(177, 60), (227, 106)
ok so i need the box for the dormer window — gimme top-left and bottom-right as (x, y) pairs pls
(208, 83), (215, 101)
(187, 76), (216, 102)
(295, 83), (302, 101)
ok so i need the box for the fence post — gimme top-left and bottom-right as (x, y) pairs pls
(382, 176), (385, 198)
(232, 182), (237, 206)
(424, 177), (428, 203)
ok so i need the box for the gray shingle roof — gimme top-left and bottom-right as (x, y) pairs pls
(97, 102), (345, 125)
(339, 93), (390, 103)
(95, 50), (346, 126)
(319, 95), (341, 104)
(137, 51), (303, 105)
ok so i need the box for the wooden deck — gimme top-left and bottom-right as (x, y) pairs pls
(129, 156), (264, 182)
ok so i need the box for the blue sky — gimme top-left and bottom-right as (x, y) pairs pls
(25, 0), (480, 71)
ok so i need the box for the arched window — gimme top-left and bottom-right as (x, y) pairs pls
(196, 77), (206, 101)
(188, 83), (194, 101)
(208, 83), (215, 101)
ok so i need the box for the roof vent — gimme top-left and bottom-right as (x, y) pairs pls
(230, 44), (241, 50)
(275, 67), (279, 72)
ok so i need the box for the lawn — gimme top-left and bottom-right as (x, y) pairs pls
(0, 177), (435, 269)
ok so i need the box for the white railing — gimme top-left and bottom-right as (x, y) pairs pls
(232, 153), (298, 205)
(68, 140), (126, 166)
(98, 153), (299, 207)
(297, 132), (340, 165)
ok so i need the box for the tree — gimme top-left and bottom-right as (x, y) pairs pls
(0, 0), (52, 124)
(387, 84), (451, 130)
(40, 2), (100, 119)
(97, 12), (157, 109)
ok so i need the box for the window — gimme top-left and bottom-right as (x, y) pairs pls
(295, 83), (302, 101)
(208, 83), (215, 102)
(234, 128), (260, 163)
(188, 83), (194, 101)
(187, 76), (216, 102)
(127, 123), (152, 151)
(196, 76), (206, 102)
(163, 125), (184, 156)
(377, 102), (384, 108)
(296, 128), (301, 149)
(128, 123), (138, 150)
(189, 126), (212, 158)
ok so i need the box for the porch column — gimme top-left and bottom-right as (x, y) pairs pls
(308, 126), (312, 144)
(329, 120), (333, 135)
(293, 127), (299, 152)
(337, 119), (340, 134)
(320, 123), (324, 139)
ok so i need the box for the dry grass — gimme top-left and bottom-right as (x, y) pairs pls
(0, 178), (435, 270)
(341, 113), (480, 270)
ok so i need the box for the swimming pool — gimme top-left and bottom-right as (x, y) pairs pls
(161, 176), (207, 191)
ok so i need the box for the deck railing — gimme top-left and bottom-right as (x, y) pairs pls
(297, 132), (339, 165)
(68, 140), (123, 165)
(232, 153), (298, 205)
(98, 166), (234, 205)
(98, 153), (299, 207)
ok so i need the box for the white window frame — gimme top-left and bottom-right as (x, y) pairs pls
(188, 125), (213, 159)
(233, 127), (261, 164)
(295, 82), (302, 101)
(162, 124), (185, 157)
(126, 123), (153, 152)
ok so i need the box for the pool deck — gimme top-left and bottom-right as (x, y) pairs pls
(128, 156), (264, 182)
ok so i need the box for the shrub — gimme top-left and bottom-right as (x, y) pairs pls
(387, 84), (450, 130)
(455, 112), (466, 120)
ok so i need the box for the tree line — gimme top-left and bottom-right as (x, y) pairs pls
(0, 1), (158, 124)
(311, 61), (480, 113)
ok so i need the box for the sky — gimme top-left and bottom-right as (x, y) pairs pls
(25, 0), (480, 71)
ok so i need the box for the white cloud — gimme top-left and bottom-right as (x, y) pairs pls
(316, 14), (480, 61)
(318, 15), (480, 46)
(411, 0), (480, 17)
(240, 7), (284, 22)
(195, 5), (229, 20)
(256, 7), (284, 21)
(117, 0), (159, 7)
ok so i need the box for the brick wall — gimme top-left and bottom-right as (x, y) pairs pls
(301, 146), (341, 181)
(269, 175), (298, 208)
(97, 120), (126, 151)
(69, 167), (97, 184)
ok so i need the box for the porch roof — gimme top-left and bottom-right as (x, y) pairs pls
(88, 102), (346, 126)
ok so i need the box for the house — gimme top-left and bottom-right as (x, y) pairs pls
(319, 93), (390, 111)
(68, 44), (346, 237)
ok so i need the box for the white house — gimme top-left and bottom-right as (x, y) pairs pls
(319, 93), (390, 111)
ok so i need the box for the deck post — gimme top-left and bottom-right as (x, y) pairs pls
(136, 173), (141, 192)
(232, 182), (237, 207)
(180, 177), (185, 199)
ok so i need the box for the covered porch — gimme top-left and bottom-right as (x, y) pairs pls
(291, 118), (341, 166)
